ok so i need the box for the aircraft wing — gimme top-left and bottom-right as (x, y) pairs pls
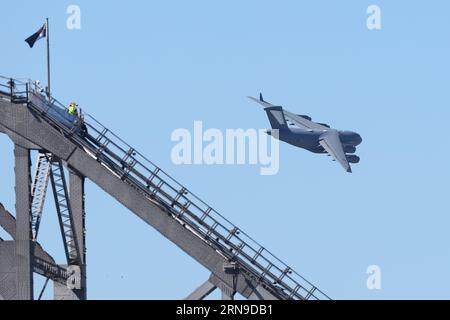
(283, 110), (328, 131)
(319, 131), (352, 173)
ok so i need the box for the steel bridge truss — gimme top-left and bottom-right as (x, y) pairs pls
(0, 147), (85, 299)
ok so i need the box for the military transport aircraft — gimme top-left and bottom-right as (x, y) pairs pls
(249, 94), (362, 173)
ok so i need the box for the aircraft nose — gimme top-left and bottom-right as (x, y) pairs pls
(355, 134), (362, 145)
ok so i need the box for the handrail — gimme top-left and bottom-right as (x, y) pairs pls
(0, 75), (330, 300)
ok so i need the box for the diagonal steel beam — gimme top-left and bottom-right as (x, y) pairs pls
(185, 279), (217, 300)
(0, 202), (68, 284)
(0, 203), (16, 239)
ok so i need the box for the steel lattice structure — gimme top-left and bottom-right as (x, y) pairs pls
(0, 75), (330, 300)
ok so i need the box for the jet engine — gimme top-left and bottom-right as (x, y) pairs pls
(346, 155), (360, 164)
(344, 145), (356, 153)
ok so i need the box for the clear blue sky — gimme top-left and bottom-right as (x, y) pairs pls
(1, 0), (449, 299)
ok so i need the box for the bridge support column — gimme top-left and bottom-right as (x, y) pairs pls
(14, 144), (33, 300)
(210, 276), (235, 300)
(217, 263), (238, 300)
(69, 169), (87, 300)
(0, 241), (17, 300)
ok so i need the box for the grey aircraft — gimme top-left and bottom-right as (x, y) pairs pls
(249, 94), (362, 173)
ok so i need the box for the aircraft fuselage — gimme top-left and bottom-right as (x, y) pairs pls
(266, 128), (362, 154)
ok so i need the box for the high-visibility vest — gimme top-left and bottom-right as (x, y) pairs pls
(68, 105), (77, 115)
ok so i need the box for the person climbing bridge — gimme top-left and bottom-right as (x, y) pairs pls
(79, 113), (88, 137)
(68, 102), (78, 116)
(67, 102), (88, 137)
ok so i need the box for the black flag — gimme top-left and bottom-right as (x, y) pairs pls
(25, 23), (47, 48)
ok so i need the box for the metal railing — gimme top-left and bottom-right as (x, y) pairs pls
(0, 76), (330, 300)
(0, 76), (29, 103)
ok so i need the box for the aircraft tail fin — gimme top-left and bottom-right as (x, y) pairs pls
(264, 106), (288, 129)
(248, 93), (287, 129)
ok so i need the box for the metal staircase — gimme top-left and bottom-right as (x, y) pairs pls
(0, 76), (330, 300)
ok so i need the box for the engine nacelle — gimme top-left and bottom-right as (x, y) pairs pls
(344, 145), (356, 154)
(346, 155), (360, 164)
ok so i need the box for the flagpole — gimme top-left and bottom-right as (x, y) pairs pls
(46, 17), (51, 98)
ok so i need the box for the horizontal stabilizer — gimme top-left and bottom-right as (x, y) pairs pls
(248, 92), (274, 108)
